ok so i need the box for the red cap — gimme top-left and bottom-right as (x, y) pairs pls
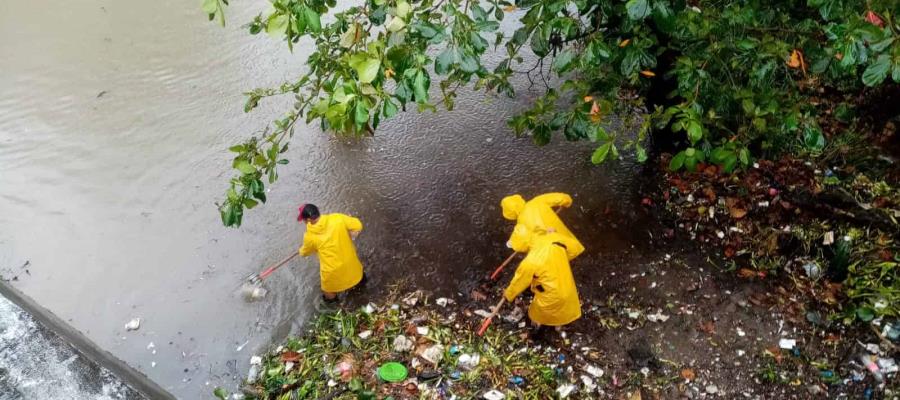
(297, 204), (307, 222)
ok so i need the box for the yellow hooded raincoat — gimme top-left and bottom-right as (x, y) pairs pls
(503, 232), (584, 326)
(501, 193), (581, 253)
(299, 213), (364, 293)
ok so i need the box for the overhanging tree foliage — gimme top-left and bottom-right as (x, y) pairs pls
(204, 0), (900, 227)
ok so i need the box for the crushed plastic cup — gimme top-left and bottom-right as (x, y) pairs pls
(482, 389), (505, 400)
(778, 338), (797, 350)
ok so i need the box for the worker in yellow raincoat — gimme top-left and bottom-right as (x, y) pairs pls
(503, 230), (584, 328)
(500, 193), (582, 254)
(297, 204), (365, 302)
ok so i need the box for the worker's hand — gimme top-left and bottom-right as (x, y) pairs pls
(546, 227), (556, 233)
(350, 231), (359, 240)
(505, 241), (512, 249)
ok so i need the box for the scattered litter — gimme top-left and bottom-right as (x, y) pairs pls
(802, 261), (822, 280)
(736, 327), (745, 337)
(392, 335), (414, 353)
(358, 330), (372, 340)
(705, 384), (718, 394)
(647, 310), (669, 323)
(474, 309), (492, 318)
(503, 306), (524, 323)
(509, 376), (524, 386)
(584, 365), (603, 378)
(363, 303), (376, 314)
(482, 390), (505, 400)
(626, 309), (642, 319)
(580, 375), (596, 391)
(416, 326), (430, 336)
(402, 291), (422, 307)
(457, 353), (481, 371)
(823, 231), (835, 245)
(878, 358), (898, 375)
(778, 338), (797, 349)
(421, 345), (444, 365)
(859, 354), (884, 381)
(883, 322), (900, 341)
(556, 383), (576, 398)
(146, 342), (155, 350)
(435, 298), (453, 307)
(124, 318), (141, 331)
(235, 340), (249, 352)
(151, 362), (156, 368)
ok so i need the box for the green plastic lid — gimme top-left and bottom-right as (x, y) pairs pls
(377, 362), (408, 382)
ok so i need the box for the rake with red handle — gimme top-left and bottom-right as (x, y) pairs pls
(476, 298), (506, 336)
(245, 252), (299, 285)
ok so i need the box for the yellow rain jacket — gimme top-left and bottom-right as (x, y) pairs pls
(299, 213), (364, 293)
(501, 193), (581, 253)
(503, 232), (584, 326)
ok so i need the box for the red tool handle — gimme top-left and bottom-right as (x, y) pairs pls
(489, 252), (518, 280)
(259, 253), (299, 280)
(477, 298), (506, 336)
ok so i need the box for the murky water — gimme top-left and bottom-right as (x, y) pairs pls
(0, 294), (144, 399)
(0, 0), (651, 398)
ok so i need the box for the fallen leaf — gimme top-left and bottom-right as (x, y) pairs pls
(619, 39), (631, 47)
(725, 197), (748, 219)
(583, 96), (594, 103)
(737, 268), (757, 278)
(384, 68), (395, 79)
(786, 49), (807, 75)
(640, 70), (656, 77)
(698, 320), (716, 334)
(281, 351), (301, 363)
(681, 368), (696, 381)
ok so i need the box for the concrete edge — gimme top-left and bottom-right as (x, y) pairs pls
(0, 281), (176, 400)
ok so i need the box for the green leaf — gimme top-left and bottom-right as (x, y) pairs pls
(340, 23), (360, 48)
(213, 387), (229, 400)
(803, 125), (826, 151)
(668, 151), (686, 170)
(435, 48), (456, 75)
(626, 0), (651, 20)
(303, 7), (321, 32)
(591, 142), (612, 165)
(243, 198), (259, 209)
(386, 16), (406, 32)
(266, 13), (289, 37)
(458, 51), (479, 73)
(530, 29), (549, 57)
(349, 54), (381, 84)
(857, 307), (875, 322)
(686, 121), (703, 144)
(395, 0), (411, 19)
(635, 145), (648, 163)
(552, 49), (576, 73)
(354, 101), (369, 124)
(235, 160), (256, 174)
(201, 0), (218, 14)
(862, 54), (891, 86)
(383, 99), (398, 118)
(413, 70), (429, 103)
(651, 1), (675, 33)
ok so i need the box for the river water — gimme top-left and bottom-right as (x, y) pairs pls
(0, 294), (144, 399)
(0, 0), (650, 398)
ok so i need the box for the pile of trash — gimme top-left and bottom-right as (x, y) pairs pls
(221, 292), (607, 399)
